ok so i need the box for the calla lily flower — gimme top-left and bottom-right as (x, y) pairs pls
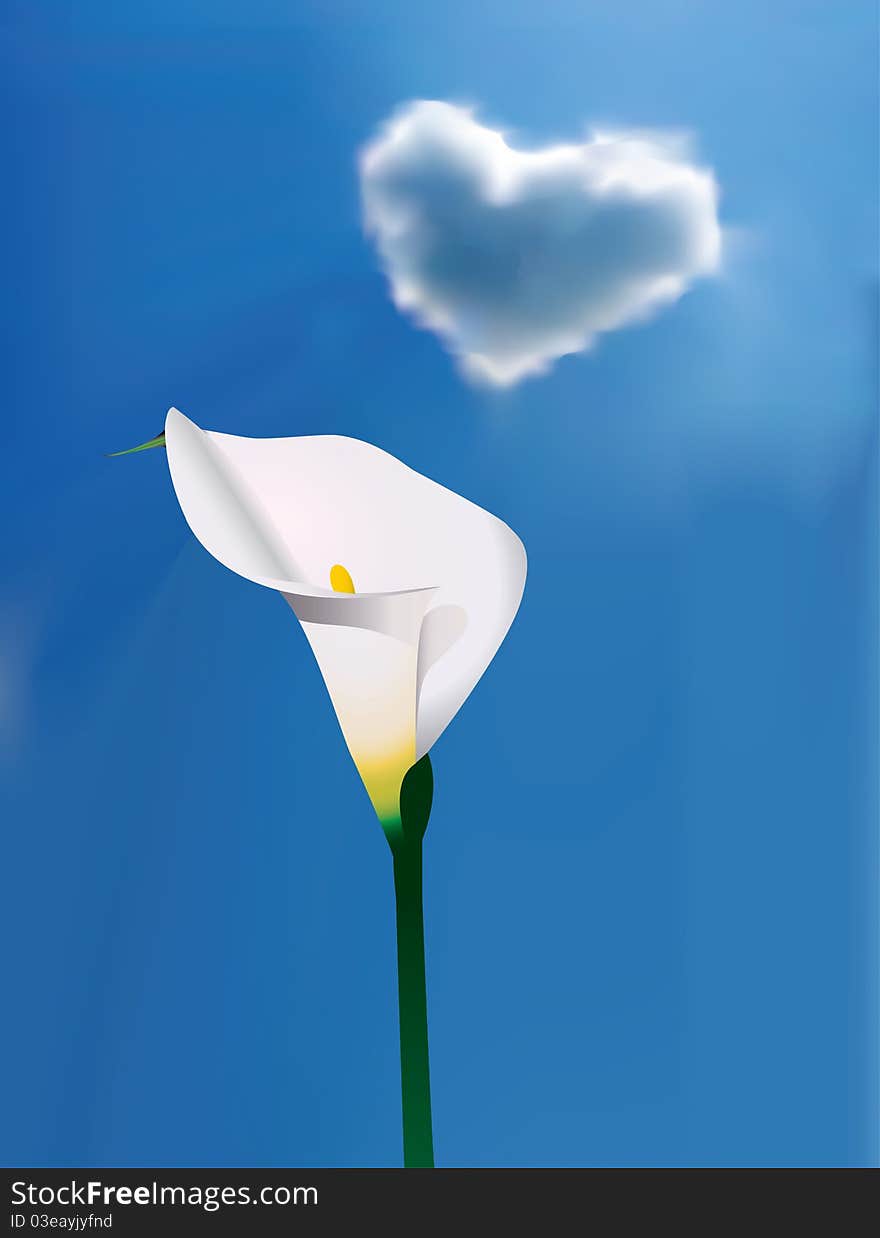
(116, 407), (526, 1169)
(163, 407), (527, 833)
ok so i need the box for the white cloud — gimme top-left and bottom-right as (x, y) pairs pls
(359, 101), (722, 387)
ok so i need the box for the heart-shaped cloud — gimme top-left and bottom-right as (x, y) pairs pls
(360, 101), (722, 387)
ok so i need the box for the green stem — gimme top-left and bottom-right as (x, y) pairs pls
(391, 837), (434, 1168)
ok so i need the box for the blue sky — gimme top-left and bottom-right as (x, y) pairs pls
(1, 1), (877, 1166)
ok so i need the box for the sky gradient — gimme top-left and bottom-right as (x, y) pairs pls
(2, 1), (878, 1167)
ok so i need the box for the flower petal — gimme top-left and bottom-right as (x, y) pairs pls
(164, 406), (526, 760)
(286, 589), (435, 825)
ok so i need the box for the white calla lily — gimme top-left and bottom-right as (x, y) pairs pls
(163, 408), (526, 827)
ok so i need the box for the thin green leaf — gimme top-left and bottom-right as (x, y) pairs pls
(106, 431), (166, 457)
